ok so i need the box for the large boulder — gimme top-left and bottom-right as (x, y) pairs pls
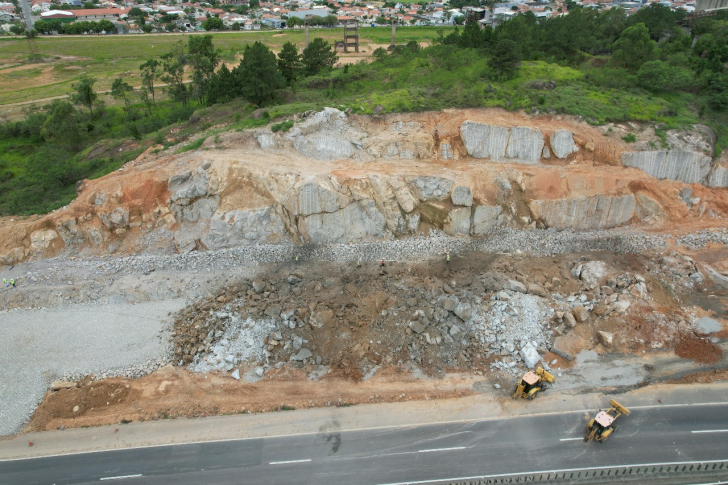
(520, 343), (541, 369)
(29, 229), (59, 252)
(451, 186), (473, 207)
(169, 169), (211, 202)
(573, 261), (608, 285)
(412, 176), (454, 200)
(472, 205), (505, 235)
(444, 207), (472, 236)
(550, 130), (579, 159)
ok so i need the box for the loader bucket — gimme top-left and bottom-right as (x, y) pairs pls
(538, 368), (555, 383)
(609, 399), (630, 416)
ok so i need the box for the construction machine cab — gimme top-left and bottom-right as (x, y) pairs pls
(513, 367), (555, 400)
(584, 400), (630, 443)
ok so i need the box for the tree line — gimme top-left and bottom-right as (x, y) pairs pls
(103, 35), (339, 109)
(32, 19), (116, 35)
(434, 5), (728, 109)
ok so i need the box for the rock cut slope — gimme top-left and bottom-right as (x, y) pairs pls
(1, 107), (727, 264)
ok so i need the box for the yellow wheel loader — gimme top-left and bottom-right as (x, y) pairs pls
(513, 367), (555, 400)
(584, 399), (631, 443)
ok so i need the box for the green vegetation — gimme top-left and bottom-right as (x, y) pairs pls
(3, 7), (728, 217)
(622, 133), (637, 143)
(175, 136), (207, 154)
(0, 28), (452, 105)
(271, 120), (294, 133)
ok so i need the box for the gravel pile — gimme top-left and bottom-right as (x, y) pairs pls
(191, 315), (276, 373)
(472, 292), (554, 375)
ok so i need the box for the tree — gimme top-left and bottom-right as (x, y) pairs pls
(231, 21), (241, 31)
(40, 100), (85, 150)
(286, 16), (303, 27)
(277, 41), (302, 85)
(9, 24), (25, 35)
(458, 17), (486, 49)
(636, 60), (693, 91)
(139, 86), (153, 115)
(249, 0), (260, 7)
(202, 16), (224, 31)
(188, 35), (220, 103)
(612, 23), (656, 71)
(488, 39), (521, 80)
(139, 59), (159, 106)
(70, 74), (98, 117)
(628, 3), (684, 41)
(110, 77), (133, 107)
(301, 37), (337, 76)
(160, 41), (189, 105)
(206, 63), (237, 105)
(97, 19), (115, 33)
(233, 41), (285, 105)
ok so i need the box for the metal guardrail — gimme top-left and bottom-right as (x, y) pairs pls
(434, 460), (728, 484)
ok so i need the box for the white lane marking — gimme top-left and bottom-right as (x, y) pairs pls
(268, 459), (311, 465)
(377, 458), (728, 485)
(418, 447), (466, 453)
(99, 474), (142, 481)
(692, 429), (728, 434)
(559, 438), (582, 441)
(4, 401), (728, 462)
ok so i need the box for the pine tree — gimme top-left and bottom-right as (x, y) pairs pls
(278, 41), (302, 85)
(233, 42), (285, 106)
(301, 38), (338, 77)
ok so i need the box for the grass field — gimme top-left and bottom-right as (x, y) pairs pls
(0, 27), (453, 106)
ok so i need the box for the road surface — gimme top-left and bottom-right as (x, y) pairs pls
(19, 0), (34, 30)
(1, 402), (728, 484)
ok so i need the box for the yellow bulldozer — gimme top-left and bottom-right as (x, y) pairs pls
(512, 367), (555, 400)
(584, 399), (631, 443)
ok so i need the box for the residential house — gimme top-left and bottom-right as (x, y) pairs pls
(261, 13), (285, 27)
(0, 11), (18, 22)
(69, 8), (129, 20)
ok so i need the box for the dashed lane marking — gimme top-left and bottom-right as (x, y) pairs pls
(269, 459), (312, 465)
(418, 447), (466, 453)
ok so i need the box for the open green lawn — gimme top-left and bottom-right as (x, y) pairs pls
(0, 27), (453, 106)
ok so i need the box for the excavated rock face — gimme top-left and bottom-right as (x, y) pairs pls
(622, 150), (712, 185)
(169, 165), (220, 223)
(3, 108), (728, 263)
(708, 163), (728, 188)
(284, 107), (367, 161)
(529, 195), (637, 231)
(205, 207), (288, 249)
(550, 130), (579, 159)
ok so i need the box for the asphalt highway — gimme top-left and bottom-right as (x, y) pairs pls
(1, 403), (728, 485)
